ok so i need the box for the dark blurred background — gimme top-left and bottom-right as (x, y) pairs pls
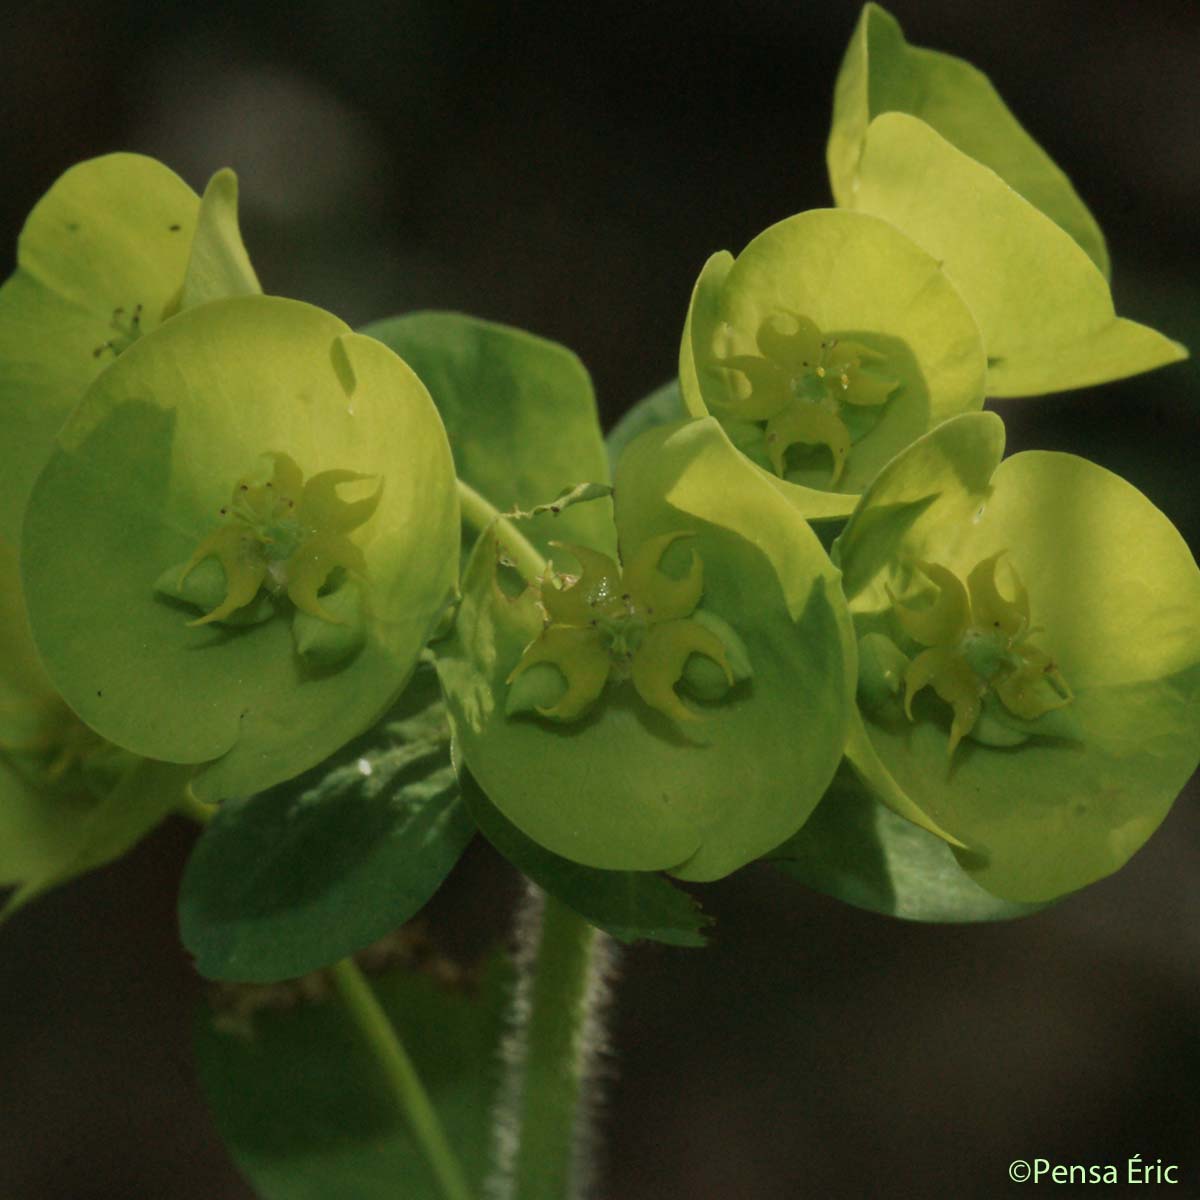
(2, 1), (1198, 1197)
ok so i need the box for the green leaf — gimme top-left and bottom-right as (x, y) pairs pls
(833, 414), (1200, 902)
(21, 296), (459, 801)
(828, 3), (1110, 276)
(180, 668), (474, 982)
(363, 311), (615, 563)
(769, 766), (1045, 923)
(437, 417), (855, 881)
(850, 113), (1185, 396)
(195, 954), (511, 1200)
(0, 154), (259, 546)
(678, 209), (985, 520)
(605, 378), (684, 473)
(462, 771), (710, 947)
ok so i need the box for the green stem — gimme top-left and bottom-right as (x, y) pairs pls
(177, 799), (470, 1199)
(456, 478), (547, 581)
(507, 888), (612, 1200)
(330, 957), (475, 1200)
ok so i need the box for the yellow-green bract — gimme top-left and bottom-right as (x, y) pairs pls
(20, 296), (459, 802)
(0, 153), (260, 548)
(828, 5), (1185, 396)
(833, 413), (1200, 902)
(437, 417), (855, 881)
(679, 208), (986, 520)
(0, 534), (188, 920)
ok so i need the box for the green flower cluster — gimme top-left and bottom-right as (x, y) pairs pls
(0, 5), (1197, 946)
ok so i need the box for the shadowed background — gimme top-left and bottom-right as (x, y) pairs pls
(2, 1), (1198, 1196)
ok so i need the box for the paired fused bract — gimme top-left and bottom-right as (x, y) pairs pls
(890, 553), (1071, 757)
(179, 452), (381, 627)
(717, 312), (897, 485)
(508, 534), (732, 724)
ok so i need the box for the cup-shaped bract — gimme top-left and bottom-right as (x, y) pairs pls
(21, 296), (459, 802)
(828, 3), (1110, 275)
(437, 417), (855, 881)
(0, 534), (189, 917)
(679, 209), (986, 521)
(833, 412), (1200, 902)
(0, 154), (260, 547)
(847, 116), (1185, 397)
(827, 7), (1184, 397)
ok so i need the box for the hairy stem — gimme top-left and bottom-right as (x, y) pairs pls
(330, 957), (475, 1200)
(456, 478), (547, 582)
(491, 885), (615, 1200)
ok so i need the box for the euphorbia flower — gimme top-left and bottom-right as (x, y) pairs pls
(717, 313), (898, 486)
(833, 412), (1200, 902)
(20, 295), (459, 802)
(437, 416), (855, 881)
(507, 534), (732, 724)
(176, 452), (381, 628)
(679, 209), (986, 520)
(0, 154), (260, 547)
(890, 554), (1071, 758)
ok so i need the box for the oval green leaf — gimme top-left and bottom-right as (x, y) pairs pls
(180, 668), (473, 982)
(363, 310), (614, 562)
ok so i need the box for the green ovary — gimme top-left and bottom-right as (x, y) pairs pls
(177, 452), (381, 627)
(716, 311), (897, 485)
(888, 552), (1072, 758)
(506, 533), (735, 724)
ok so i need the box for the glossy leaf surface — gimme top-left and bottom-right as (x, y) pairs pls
(181, 668), (474, 982)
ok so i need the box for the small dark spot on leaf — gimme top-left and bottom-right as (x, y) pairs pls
(169, 223), (182, 232)
(66, 222), (79, 232)
(96, 689), (103, 697)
